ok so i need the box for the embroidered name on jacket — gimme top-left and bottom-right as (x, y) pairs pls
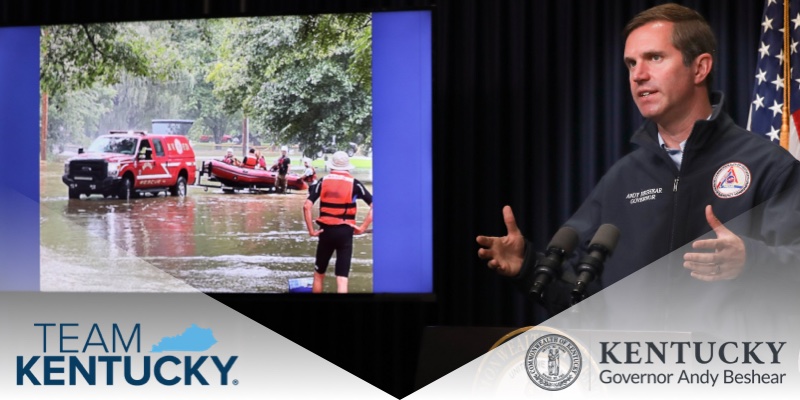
(625, 187), (663, 204)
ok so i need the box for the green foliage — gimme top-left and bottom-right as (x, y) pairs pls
(41, 14), (372, 156)
(40, 24), (151, 98)
(208, 14), (372, 155)
(46, 85), (116, 152)
(299, 14), (372, 92)
(173, 19), (241, 142)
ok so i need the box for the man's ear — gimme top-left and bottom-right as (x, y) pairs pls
(693, 53), (713, 85)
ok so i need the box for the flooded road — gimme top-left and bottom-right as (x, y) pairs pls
(40, 162), (373, 293)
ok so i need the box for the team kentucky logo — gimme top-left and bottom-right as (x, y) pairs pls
(525, 334), (582, 391)
(712, 162), (751, 199)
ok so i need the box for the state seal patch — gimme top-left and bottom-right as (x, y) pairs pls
(525, 334), (582, 391)
(712, 162), (751, 199)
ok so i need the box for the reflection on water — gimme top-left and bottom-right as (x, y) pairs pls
(40, 163), (373, 293)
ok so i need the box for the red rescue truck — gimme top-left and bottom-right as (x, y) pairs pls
(62, 130), (197, 200)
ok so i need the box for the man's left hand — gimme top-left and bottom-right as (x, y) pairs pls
(683, 205), (746, 281)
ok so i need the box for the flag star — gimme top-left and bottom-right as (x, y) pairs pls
(763, 16), (774, 33)
(768, 0), (778, 7)
(793, 39), (799, 54)
(769, 99), (783, 117)
(776, 49), (785, 66)
(753, 94), (765, 110)
(794, 12), (800, 30)
(756, 68), (768, 84)
(771, 73), (785, 90)
(767, 127), (780, 142)
(759, 41), (771, 58)
(796, 77), (800, 90)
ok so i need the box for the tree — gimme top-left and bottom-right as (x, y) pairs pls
(208, 14), (372, 155)
(40, 23), (152, 98)
(40, 23), (151, 159)
(42, 20), (243, 153)
(170, 19), (241, 142)
(45, 85), (116, 151)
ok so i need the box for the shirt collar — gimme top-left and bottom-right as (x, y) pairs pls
(656, 111), (712, 152)
(657, 134), (686, 153)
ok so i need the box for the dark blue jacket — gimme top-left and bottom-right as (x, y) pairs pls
(519, 92), (800, 318)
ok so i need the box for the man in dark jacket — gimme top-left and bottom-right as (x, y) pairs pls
(272, 145), (291, 193)
(477, 4), (800, 321)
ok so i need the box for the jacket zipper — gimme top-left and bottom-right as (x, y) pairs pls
(669, 177), (680, 251)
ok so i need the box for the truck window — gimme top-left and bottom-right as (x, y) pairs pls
(88, 137), (137, 155)
(152, 139), (165, 157)
(138, 140), (153, 160)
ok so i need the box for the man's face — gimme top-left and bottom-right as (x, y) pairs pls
(624, 21), (697, 124)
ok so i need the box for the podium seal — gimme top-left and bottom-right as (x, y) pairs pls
(525, 334), (582, 391)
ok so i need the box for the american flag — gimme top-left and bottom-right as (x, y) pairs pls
(748, 0), (800, 159)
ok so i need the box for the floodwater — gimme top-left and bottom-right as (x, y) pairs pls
(40, 162), (373, 293)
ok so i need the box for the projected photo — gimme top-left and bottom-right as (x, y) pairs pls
(39, 15), (376, 293)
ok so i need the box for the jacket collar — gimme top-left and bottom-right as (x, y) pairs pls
(631, 91), (731, 154)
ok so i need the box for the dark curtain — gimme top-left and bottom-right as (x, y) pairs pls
(2, 0), (764, 397)
(436, 0), (762, 329)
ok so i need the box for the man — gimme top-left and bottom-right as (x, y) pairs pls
(301, 158), (317, 186)
(242, 147), (258, 168)
(138, 139), (152, 160)
(272, 145), (291, 193)
(303, 151), (373, 293)
(477, 4), (800, 316)
(222, 148), (241, 166)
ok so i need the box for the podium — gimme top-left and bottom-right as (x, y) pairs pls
(414, 326), (528, 390)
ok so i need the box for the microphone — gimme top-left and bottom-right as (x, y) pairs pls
(571, 224), (620, 303)
(530, 226), (579, 298)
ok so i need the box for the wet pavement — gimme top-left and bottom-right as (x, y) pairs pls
(40, 162), (373, 293)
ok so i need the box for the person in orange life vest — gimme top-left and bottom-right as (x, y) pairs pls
(303, 151), (373, 293)
(242, 147), (259, 169)
(222, 148), (241, 166)
(301, 159), (318, 186)
(272, 145), (291, 193)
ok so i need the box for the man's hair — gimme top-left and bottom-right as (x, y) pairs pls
(623, 3), (716, 89)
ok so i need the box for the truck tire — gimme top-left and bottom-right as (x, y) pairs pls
(68, 188), (80, 199)
(118, 176), (135, 200)
(170, 176), (187, 197)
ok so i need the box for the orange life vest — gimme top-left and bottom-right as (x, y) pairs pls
(242, 155), (258, 168)
(317, 171), (356, 227)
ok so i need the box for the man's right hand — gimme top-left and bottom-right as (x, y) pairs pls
(309, 228), (323, 237)
(476, 205), (525, 277)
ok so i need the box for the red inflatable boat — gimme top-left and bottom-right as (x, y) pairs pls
(200, 159), (308, 192)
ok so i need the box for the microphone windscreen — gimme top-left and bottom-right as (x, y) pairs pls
(547, 226), (580, 253)
(591, 224), (621, 252)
